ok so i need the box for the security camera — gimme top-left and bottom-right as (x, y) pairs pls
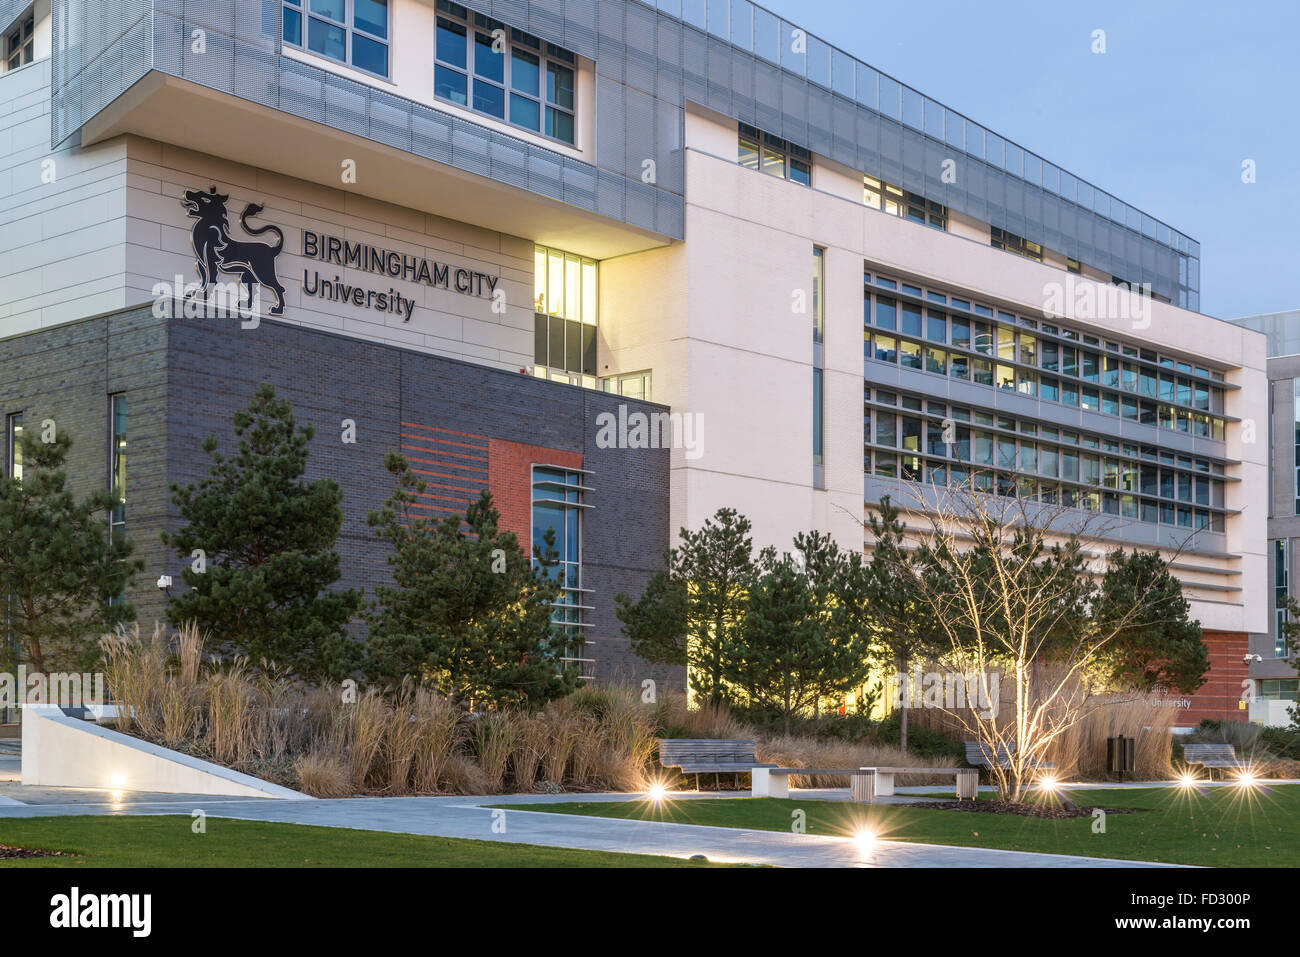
(1242, 654), (1262, 663)
(156, 575), (172, 591)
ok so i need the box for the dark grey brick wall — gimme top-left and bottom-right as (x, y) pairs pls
(2, 303), (681, 689)
(0, 306), (172, 635)
(159, 307), (681, 691)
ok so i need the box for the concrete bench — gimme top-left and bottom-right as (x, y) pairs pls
(752, 767), (877, 802)
(867, 766), (979, 800)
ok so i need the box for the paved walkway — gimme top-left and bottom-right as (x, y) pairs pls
(0, 783), (1206, 867)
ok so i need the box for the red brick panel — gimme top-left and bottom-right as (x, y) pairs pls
(488, 438), (583, 543)
(1182, 630), (1250, 727)
(399, 422), (490, 519)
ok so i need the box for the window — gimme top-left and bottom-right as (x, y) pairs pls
(991, 227), (1043, 262)
(3, 8), (33, 71)
(1261, 679), (1299, 701)
(532, 466), (590, 678)
(812, 248), (825, 344)
(813, 368), (825, 469)
(1277, 539), (1290, 659)
(435, 1), (576, 144)
(601, 371), (651, 402)
(283, 0), (390, 78)
(1294, 379), (1300, 514)
(864, 176), (946, 229)
(109, 395), (127, 543)
(534, 245), (597, 387)
(739, 123), (811, 185)
(5, 413), (21, 482)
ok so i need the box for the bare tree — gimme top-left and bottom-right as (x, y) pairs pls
(868, 481), (1179, 803)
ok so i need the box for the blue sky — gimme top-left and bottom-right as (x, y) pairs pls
(759, 0), (1300, 319)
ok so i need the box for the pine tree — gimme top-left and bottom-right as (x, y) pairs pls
(725, 531), (872, 733)
(615, 507), (756, 705)
(365, 453), (577, 708)
(1093, 548), (1208, 694)
(0, 430), (140, 673)
(164, 385), (361, 681)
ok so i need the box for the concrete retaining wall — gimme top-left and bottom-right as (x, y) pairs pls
(21, 706), (310, 799)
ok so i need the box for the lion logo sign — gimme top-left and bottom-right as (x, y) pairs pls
(181, 186), (286, 317)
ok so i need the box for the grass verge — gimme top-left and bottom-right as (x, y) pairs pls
(492, 784), (1300, 867)
(0, 815), (723, 868)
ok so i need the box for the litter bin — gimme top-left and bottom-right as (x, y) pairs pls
(1106, 735), (1136, 782)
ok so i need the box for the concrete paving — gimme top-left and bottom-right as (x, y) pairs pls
(0, 782), (1207, 867)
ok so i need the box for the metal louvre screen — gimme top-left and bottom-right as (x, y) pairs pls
(49, 0), (1197, 305)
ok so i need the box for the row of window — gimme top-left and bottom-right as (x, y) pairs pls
(865, 329), (1227, 439)
(865, 388), (1228, 532)
(867, 449), (1223, 531)
(868, 273), (1226, 387)
(281, 0), (578, 145)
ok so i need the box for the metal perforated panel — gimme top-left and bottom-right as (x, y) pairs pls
(49, 0), (1199, 302)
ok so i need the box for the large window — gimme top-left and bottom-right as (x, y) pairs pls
(1293, 379), (1300, 514)
(534, 245), (597, 387)
(435, 1), (576, 144)
(532, 466), (591, 678)
(283, 0), (390, 78)
(109, 395), (127, 544)
(864, 176), (946, 230)
(3, 8), (33, 72)
(1277, 539), (1290, 659)
(738, 123), (811, 186)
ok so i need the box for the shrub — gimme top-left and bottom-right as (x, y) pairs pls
(294, 751), (352, 798)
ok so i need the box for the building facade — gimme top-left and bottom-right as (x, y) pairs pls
(1229, 310), (1300, 727)
(0, 0), (1267, 721)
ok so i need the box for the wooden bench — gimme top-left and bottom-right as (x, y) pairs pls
(1183, 743), (1243, 778)
(867, 766), (979, 800)
(657, 739), (776, 790)
(752, 767), (876, 802)
(964, 741), (1055, 771)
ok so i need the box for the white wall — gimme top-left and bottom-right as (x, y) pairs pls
(122, 138), (537, 372)
(22, 706), (310, 798)
(601, 104), (1267, 635)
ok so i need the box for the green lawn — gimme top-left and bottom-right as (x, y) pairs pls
(493, 784), (1300, 867)
(0, 815), (721, 868)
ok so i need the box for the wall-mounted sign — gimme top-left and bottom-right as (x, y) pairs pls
(178, 186), (502, 324)
(302, 230), (501, 322)
(182, 186), (286, 316)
